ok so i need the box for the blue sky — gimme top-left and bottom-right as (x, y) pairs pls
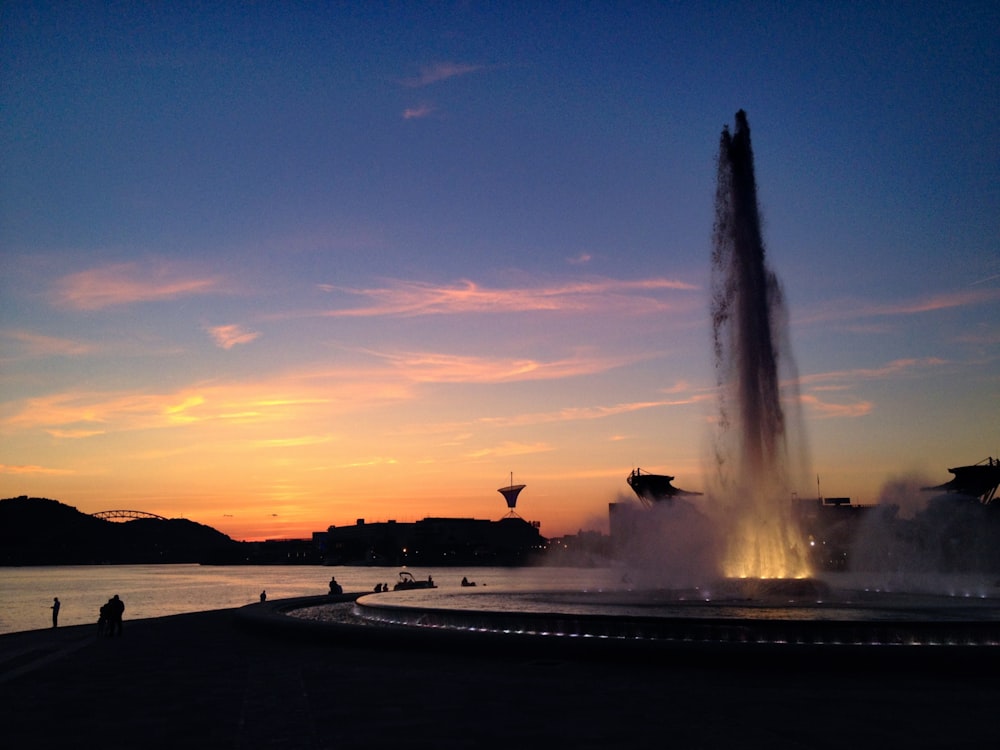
(2, 2), (997, 541)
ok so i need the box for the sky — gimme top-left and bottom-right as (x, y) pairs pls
(2, 2), (998, 542)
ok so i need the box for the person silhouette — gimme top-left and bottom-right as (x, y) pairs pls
(51, 597), (60, 628)
(98, 600), (109, 636)
(260, 590), (267, 602)
(108, 594), (124, 636)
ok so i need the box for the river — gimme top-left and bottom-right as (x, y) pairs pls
(0, 564), (622, 635)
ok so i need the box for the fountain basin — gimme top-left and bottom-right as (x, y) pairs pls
(355, 585), (994, 638)
(247, 584), (998, 672)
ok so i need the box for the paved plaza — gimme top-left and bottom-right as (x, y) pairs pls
(1, 599), (998, 749)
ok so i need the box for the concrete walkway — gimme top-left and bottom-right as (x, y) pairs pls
(1, 597), (998, 749)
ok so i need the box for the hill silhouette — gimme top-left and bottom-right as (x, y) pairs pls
(0, 496), (245, 565)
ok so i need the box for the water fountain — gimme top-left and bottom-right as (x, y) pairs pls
(708, 109), (811, 581)
(268, 112), (1000, 662)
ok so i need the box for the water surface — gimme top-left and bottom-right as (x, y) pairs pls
(0, 564), (618, 634)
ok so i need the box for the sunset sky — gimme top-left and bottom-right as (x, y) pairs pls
(2, 2), (998, 542)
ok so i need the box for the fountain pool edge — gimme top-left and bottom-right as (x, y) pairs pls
(233, 593), (1000, 672)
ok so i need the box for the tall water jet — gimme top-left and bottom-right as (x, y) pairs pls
(710, 110), (810, 579)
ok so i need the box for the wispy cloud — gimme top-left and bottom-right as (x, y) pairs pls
(402, 104), (435, 120)
(252, 435), (336, 448)
(790, 357), (946, 419)
(47, 428), (106, 439)
(393, 393), (710, 437)
(0, 464), (75, 475)
(401, 62), (482, 87)
(3, 387), (312, 435)
(0, 367), (419, 438)
(956, 326), (1000, 346)
(476, 396), (711, 428)
(467, 441), (553, 459)
(51, 261), (220, 310)
(369, 349), (635, 384)
(865, 288), (1000, 316)
(970, 273), (1000, 286)
(1, 344), (646, 441)
(798, 393), (873, 418)
(337, 456), (399, 469)
(207, 324), (260, 349)
(798, 357), (948, 386)
(2, 330), (95, 358)
(799, 287), (1000, 326)
(313, 277), (698, 318)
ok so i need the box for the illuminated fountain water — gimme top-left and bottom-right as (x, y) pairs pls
(608, 110), (813, 588)
(708, 109), (811, 580)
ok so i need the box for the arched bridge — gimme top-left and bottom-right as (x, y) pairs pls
(92, 510), (168, 522)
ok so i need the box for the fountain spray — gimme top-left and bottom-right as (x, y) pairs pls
(710, 110), (811, 579)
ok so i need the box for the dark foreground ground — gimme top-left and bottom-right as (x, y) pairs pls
(2, 597), (999, 750)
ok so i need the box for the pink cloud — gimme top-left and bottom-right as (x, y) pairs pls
(475, 395), (713, 428)
(403, 104), (435, 120)
(3, 330), (95, 357)
(798, 393), (874, 418)
(401, 62), (482, 87)
(207, 324), (260, 350)
(798, 287), (1000, 326)
(51, 262), (220, 310)
(798, 357), (947, 386)
(867, 288), (1000, 316)
(391, 392), (710, 437)
(956, 326), (1000, 346)
(791, 357), (946, 419)
(314, 277), (699, 318)
(368, 348), (635, 384)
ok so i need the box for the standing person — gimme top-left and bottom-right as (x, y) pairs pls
(51, 597), (60, 628)
(259, 590), (266, 602)
(108, 594), (124, 636)
(98, 600), (109, 637)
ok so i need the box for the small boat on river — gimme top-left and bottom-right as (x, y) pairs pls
(393, 571), (437, 591)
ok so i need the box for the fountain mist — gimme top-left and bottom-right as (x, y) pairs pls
(709, 111), (810, 579)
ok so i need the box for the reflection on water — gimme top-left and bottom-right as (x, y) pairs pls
(1, 564), (330, 634)
(0, 564), (618, 635)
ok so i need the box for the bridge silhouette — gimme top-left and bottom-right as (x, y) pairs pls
(92, 510), (168, 522)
